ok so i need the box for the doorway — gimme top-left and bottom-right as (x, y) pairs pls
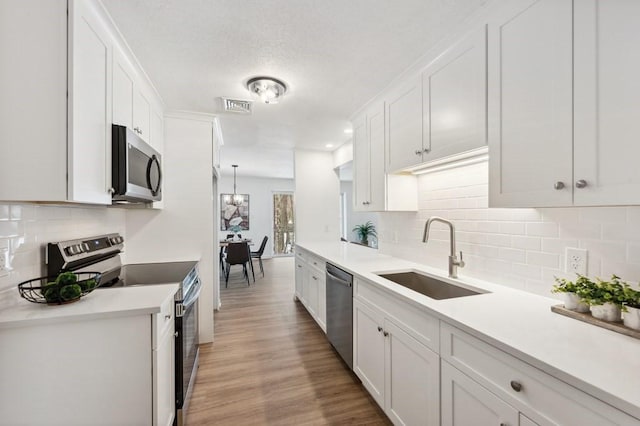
(273, 192), (294, 256)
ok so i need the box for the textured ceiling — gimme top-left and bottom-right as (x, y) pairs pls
(103, 0), (488, 178)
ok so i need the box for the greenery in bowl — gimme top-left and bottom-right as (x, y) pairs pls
(622, 283), (640, 309)
(352, 221), (377, 245)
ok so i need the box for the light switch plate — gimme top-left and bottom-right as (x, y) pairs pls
(566, 248), (588, 276)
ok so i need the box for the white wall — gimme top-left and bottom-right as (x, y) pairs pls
(125, 114), (216, 344)
(378, 160), (640, 298)
(0, 203), (126, 293)
(218, 175), (294, 257)
(294, 150), (341, 243)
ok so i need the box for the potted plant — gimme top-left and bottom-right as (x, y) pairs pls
(552, 275), (591, 312)
(580, 275), (627, 322)
(352, 221), (377, 246)
(622, 284), (640, 331)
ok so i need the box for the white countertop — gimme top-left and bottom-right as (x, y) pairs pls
(297, 241), (640, 420)
(0, 283), (179, 329)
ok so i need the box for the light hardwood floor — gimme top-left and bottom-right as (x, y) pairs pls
(186, 256), (391, 425)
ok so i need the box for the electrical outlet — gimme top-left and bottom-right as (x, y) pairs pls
(0, 248), (9, 277)
(566, 248), (588, 276)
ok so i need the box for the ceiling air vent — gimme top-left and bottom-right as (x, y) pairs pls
(221, 98), (253, 114)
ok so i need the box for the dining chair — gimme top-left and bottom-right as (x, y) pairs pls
(251, 236), (269, 277)
(224, 241), (251, 287)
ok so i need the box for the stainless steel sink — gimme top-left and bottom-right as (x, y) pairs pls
(376, 271), (486, 300)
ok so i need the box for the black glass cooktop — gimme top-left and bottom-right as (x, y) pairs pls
(101, 261), (198, 288)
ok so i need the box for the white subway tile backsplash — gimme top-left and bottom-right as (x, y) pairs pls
(526, 252), (559, 269)
(499, 222), (526, 235)
(378, 160), (640, 297)
(526, 222), (559, 238)
(511, 235), (541, 251)
(498, 247), (526, 263)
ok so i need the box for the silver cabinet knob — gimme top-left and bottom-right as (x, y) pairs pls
(415, 150), (422, 155)
(383, 331), (389, 337)
(174, 331), (179, 338)
(423, 148), (430, 153)
(575, 179), (588, 189)
(510, 380), (522, 392)
(554, 181), (565, 190)
(377, 326), (383, 332)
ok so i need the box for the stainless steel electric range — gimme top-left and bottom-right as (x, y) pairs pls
(46, 233), (200, 426)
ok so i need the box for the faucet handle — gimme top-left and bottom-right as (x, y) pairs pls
(458, 251), (465, 267)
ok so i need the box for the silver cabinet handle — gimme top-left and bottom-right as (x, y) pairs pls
(174, 331), (179, 338)
(510, 380), (522, 392)
(165, 314), (171, 320)
(575, 179), (587, 189)
(415, 150), (422, 155)
(554, 181), (565, 190)
(383, 331), (389, 337)
(312, 276), (318, 280)
(423, 148), (430, 153)
(377, 326), (383, 332)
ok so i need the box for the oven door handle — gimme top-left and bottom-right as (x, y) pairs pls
(177, 278), (202, 316)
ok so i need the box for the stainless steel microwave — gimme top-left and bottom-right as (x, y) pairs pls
(111, 124), (162, 203)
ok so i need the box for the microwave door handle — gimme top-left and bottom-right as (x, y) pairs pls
(146, 155), (162, 196)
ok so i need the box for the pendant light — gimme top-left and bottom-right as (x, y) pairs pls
(230, 165), (244, 206)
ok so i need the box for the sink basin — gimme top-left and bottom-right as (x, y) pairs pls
(376, 271), (486, 300)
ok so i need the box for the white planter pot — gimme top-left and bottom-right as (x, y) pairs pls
(590, 302), (622, 322)
(623, 306), (640, 330)
(561, 292), (590, 313)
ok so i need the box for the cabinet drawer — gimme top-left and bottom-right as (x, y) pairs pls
(355, 278), (439, 353)
(307, 253), (325, 272)
(152, 295), (175, 350)
(295, 248), (307, 262)
(440, 323), (638, 425)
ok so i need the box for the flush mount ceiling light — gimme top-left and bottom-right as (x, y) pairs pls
(246, 76), (287, 104)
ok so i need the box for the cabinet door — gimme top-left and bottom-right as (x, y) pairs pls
(574, 0), (640, 205)
(384, 319), (440, 426)
(488, 0), (573, 207)
(423, 26), (487, 162)
(307, 269), (320, 319)
(352, 114), (370, 211)
(150, 107), (164, 152)
(294, 260), (304, 299)
(353, 299), (385, 408)
(153, 321), (175, 426)
(68, 0), (113, 204)
(441, 361), (518, 426)
(386, 76), (423, 172)
(133, 88), (151, 142)
(317, 271), (326, 332)
(367, 101), (386, 211)
(113, 48), (135, 129)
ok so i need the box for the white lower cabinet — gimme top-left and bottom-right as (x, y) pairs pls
(440, 323), (639, 426)
(0, 303), (176, 425)
(353, 297), (440, 425)
(441, 360), (519, 426)
(294, 249), (326, 332)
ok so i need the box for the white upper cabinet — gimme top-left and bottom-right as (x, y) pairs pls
(352, 102), (418, 212)
(422, 26), (487, 162)
(573, 0), (640, 206)
(0, 0), (163, 205)
(353, 114), (370, 209)
(133, 89), (151, 142)
(490, 0), (640, 207)
(113, 48), (135, 130)
(68, 0), (113, 205)
(488, 0), (573, 208)
(385, 76), (424, 172)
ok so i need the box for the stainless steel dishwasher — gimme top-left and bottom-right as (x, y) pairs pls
(326, 263), (354, 370)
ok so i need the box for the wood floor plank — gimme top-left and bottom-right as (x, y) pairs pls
(186, 257), (391, 425)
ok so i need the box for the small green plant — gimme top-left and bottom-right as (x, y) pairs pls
(579, 275), (629, 308)
(622, 284), (640, 309)
(352, 221), (377, 245)
(552, 274), (592, 294)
